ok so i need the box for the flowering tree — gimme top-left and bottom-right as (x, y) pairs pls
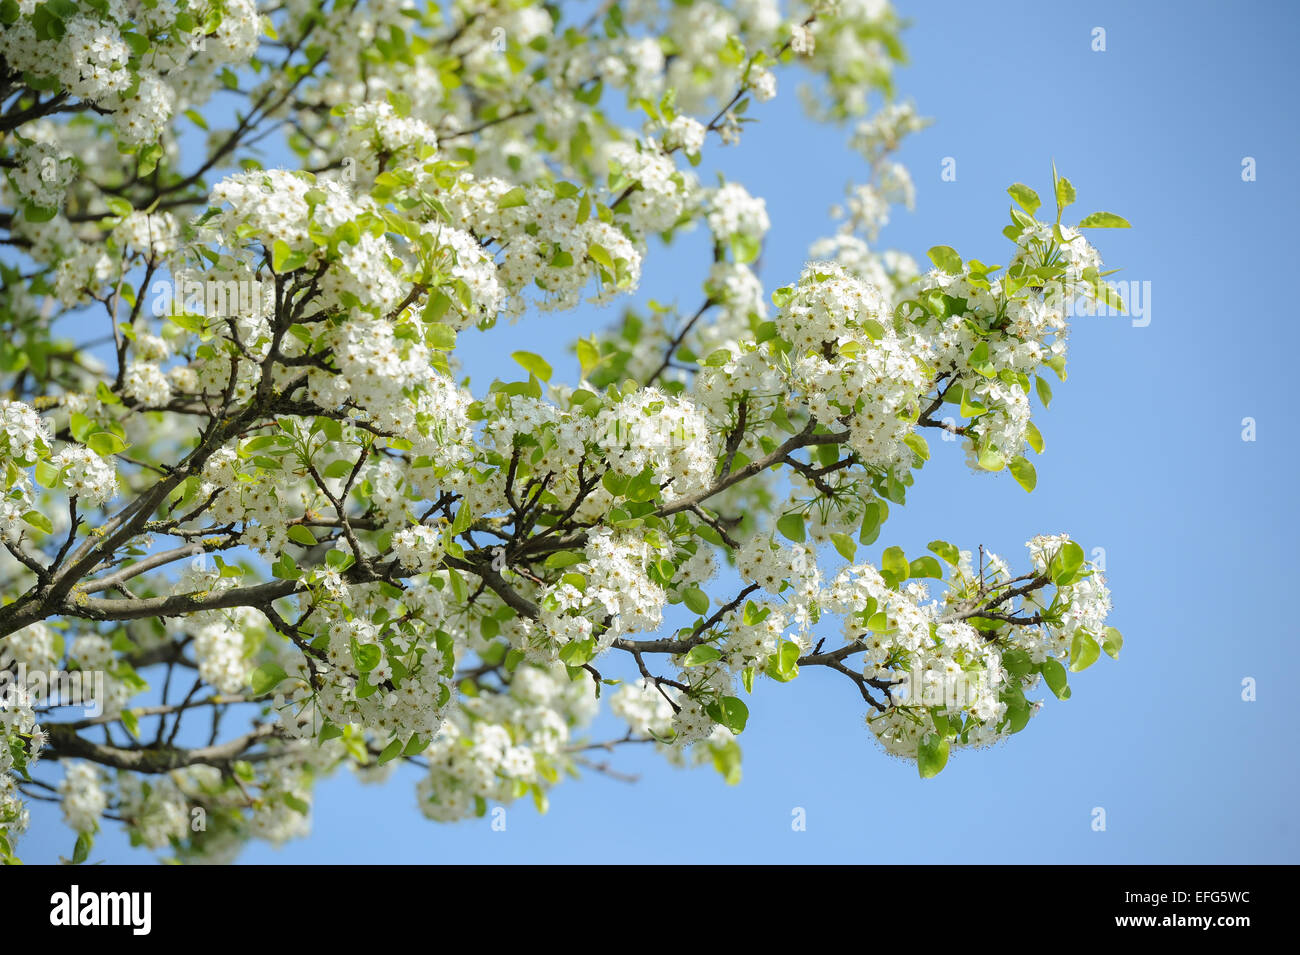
(0, 0), (1127, 864)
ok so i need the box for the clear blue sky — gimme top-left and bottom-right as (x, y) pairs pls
(22, 0), (1300, 863)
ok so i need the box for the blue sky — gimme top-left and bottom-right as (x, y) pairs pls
(21, 0), (1300, 863)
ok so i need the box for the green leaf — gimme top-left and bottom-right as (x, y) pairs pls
(928, 540), (960, 566)
(558, 638), (595, 666)
(85, 432), (127, 456)
(1009, 455), (1037, 493)
(586, 242), (614, 271)
(317, 722), (343, 744)
(497, 187), (527, 209)
(1101, 626), (1124, 659)
(830, 532), (856, 561)
(858, 501), (887, 545)
(35, 459), (61, 489)
(283, 794), (311, 815)
(450, 501), (474, 534)
(1055, 175), (1076, 218)
(730, 233), (761, 265)
(959, 389), (987, 418)
(103, 196), (133, 218)
(71, 414), (94, 443)
(1025, 421), (1045, 455)
(682, 586), (709, 615)
(22, 510), (53, 534)
(544, 550), (585, 570)
(776, 512), (806, 543)
(137, 142), (163, 177)
(977, 446), (1005, 472)
(601, 471), (628, 496)
(1040, 658), (1070, 699)
(250, 663), (288, 695)
(1050, 541), (1086, 585)
(860, 318), (886, 341)
(23, 202), (57, 223)
(709, 739), (743, 784)
(1005, 695), (1032, 734)
(682, 645), (721, 667)
(927, 245), (963, 275)
(705, 696), (749, 734)
(741, 600), (770, 627)
(1001, 649), (1033, 677)
(120, 708), (140, 739)
(120, 31), (149, 56)
(1069, 630), (1101, 672)
(1077, 211), (1130, 229)
(904, 431), (930, 461)
(271, 238), (292, 272)
(426, 322), (456, 351)
(352, 643), (381, 673)
(907, 556), (943, 579)
(576, 339), (601, 378)
(764, 640), (800, 683)
(917, 732), (949, 778)
(1007, 183), (1041, 215)
(377, 738), (404, 764)
(287, 525), (317, 546)
(1094, 281), (1126, 313)
(881, 546), (909, 587)
(511, 351), (552, 382)
(702, 348), (732, 367)
(1035, 375), (1052, 408)
(71, 831), (92, 865)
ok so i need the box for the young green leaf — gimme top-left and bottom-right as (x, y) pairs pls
(251, 663), (288, 695)
(1050, 541), (1086, 585)
(830, 532), (856, 561)
(1040, 658), (1070, 699)
(1069, 630), (1101, 672)
(881, 546), (909, 586)
(682, 586), (710, 615)
(928, 540), (961, 565)
(1009, 455), (1037, 493)
(776, 512), (806, 543)
(1007, 183), (1041, 215)
(706, 696), (749, 734)
(908, 555), (943, 579)
(683, 645), (722, 667)
(287, 525), (318, 546)
(927, 245), (963, 274)
(917, 732), (950, 778)
(1077, 211), (1130, 228)
(511, 351), (552, 382)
